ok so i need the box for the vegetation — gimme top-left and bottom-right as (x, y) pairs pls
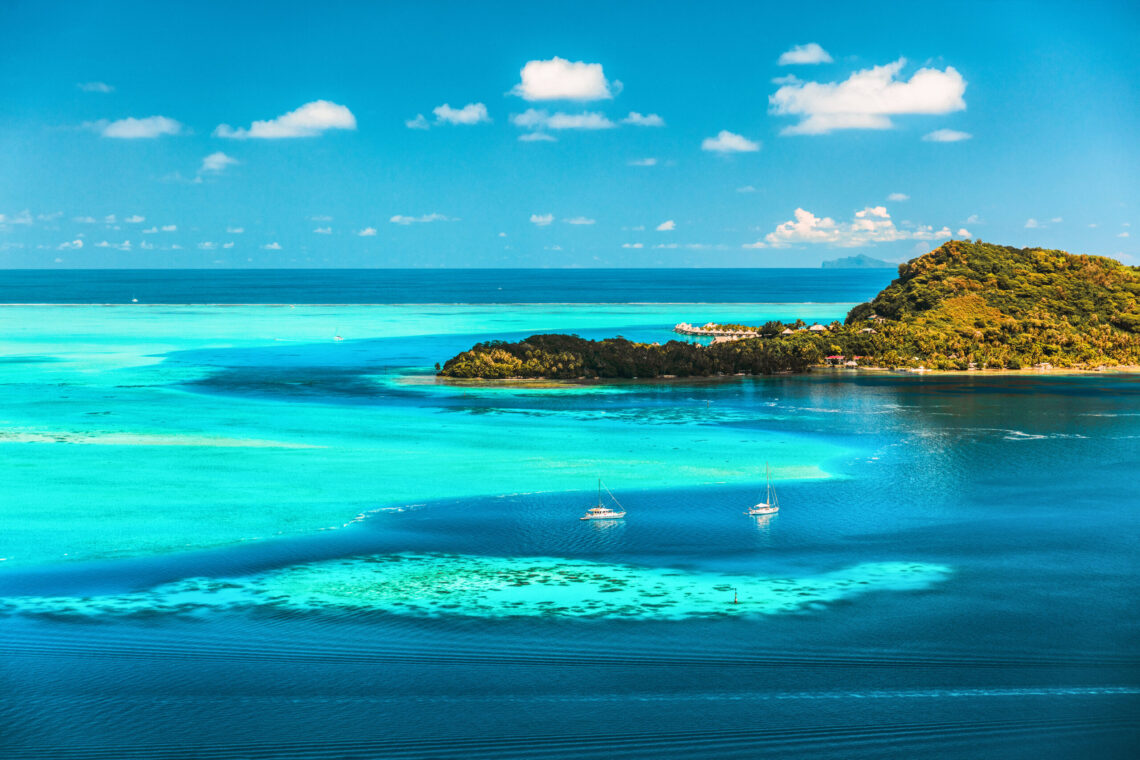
(438, 241), (1140, 379)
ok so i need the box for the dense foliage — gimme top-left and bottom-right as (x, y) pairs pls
(438, 241), (1140, 378)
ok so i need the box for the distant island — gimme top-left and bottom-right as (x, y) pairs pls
(437, 241), (1140, 378)
(821, 254), (896, 269)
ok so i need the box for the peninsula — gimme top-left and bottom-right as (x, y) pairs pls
(437, 241), (1140, 379)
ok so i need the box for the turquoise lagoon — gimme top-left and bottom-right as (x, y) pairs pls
(1, 289), (1138, 758)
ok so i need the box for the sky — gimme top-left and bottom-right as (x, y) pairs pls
(1, 0), (1137, 268)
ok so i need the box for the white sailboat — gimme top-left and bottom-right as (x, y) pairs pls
(748, 463), (780, 516)
(580, 479), (627, 520)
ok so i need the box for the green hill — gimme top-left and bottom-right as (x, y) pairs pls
(438, 241), (1140, 378)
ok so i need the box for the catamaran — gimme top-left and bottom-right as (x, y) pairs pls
(748, 463), (780, 516)
(580, 479), (627, 520)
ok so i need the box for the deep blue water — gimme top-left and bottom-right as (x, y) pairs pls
(0, 268), (895, 304)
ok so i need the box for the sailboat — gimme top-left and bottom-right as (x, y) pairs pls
(580, 479), (627, 520)
(747, 463), (780, 516)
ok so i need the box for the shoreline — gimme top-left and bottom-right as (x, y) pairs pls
(429, 364), (1140, 388)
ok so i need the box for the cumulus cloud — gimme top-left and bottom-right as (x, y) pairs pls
(58, 239), (84, 250)
(519, 132), (557, 142)
(923, 128), (972, 142)
(622, 112), (665, 127)
(621, 243), (644, 249)
(1050, 217), (1063, 223)
(389, 213), (455, 225)
(405, 114), (430, 130)
(0, 210), (33, 225)
(1024, 218), (1040, 229)
(198, 241), (217, 250)
(93, 116), (183, 139)
(958, 228), (971, 237)
(888, 192), (910, 202)
(1118, 232), (1130, 238)
(200, 151), (239, 173)
(313, 227), (332, 234)
(162, 224), (177, 232)
(357, 227), (377, 236)
(511, 57), (614, 101)
(656, 220), (676, 231)
(432, 102), (490, 125)
(628, 158), (658, 166)
(770, 59), (966, 135)
(214, 100), (356, 139)
(701, 130), (760, 153)
(564, 216), (595, 225)
(737, 185), (757, 193)
(95, 240), (132, 251)
(261, 242), (282, 250)
(223, 242), (235, 249)
(511, 109), (615, 131)
(73, 216), (97, 223)
(530, 213), (554, 226)
(124, 215), (145, 223)
(227, 226), (244, 234)
(747, 205), (953, 248)
(778, 43), (833, 66)
(78, 81), (114, 93)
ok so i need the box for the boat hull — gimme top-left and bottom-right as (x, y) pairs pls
(580, 512), (626, 520)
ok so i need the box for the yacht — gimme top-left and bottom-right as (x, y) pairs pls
(748, 463), (780, 516)
(580, 479), (626, 520)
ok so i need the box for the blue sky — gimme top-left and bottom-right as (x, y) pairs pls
(1, 0), (1137, 268)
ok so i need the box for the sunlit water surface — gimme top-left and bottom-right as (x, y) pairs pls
(1, 286), (1138, 758)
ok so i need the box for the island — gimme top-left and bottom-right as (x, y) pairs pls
(437, 241), (1140, 379)
(821, 254), (896, 269)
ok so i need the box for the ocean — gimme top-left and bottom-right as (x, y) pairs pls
(1, 269), (1137, 758)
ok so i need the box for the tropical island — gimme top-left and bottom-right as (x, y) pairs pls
(821, 253), (896, 269)
(437, 241), (1140, 379)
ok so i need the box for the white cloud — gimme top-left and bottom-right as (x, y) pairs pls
(519, 132), (557, 142)
(433, 102), (490, 125)
(511, 57), (613, 101)
(73, 216), (97, 223)
(313, 226), (333, 234)
(1050, 217), (1063, 223)
(530, 213), (554, 226)
(311, 215), (333, 222)
(966, 214), (982, 224)
(405, 114), (430, 130)
(200, 151), (239, 173)
(564, 216), (595, 225)
(771, 59), (966, 135)
(78, 81), (114, 93)
(622, 112), (665, 127)
(511, 109), (615, 130)
(104, 214), (117, 224)
(161, 224), (177, 232)
(701, 130), (760, 153)
(1025, 218), (1040, 229)
(628, 158), (658, 166)
(778, 43), (833, 66)
(37, 211), (63, 221)
(621, 243), (643, 249)
(357, 227), (377, 236)
(656, 220), (675, 231)
(923, 128), (972, 142)
(0, 210), (33, 225)
(223, 242), (235, 249)
(95, 240), (132, 251)
(887, 192), (909, 202)
(1088, 223), (1098, 228)
(227, 226), (244, 234)
(261, 242), (282, 250)
(198, 241), (217, 250)
(748, 205), (953, 248)
(1119, 232), (1131, 238)
(141, 226), (158, 234)
(58, 239), (84, 250)
(958, 228), (971, 237)
(389, 213), (455, 225)
(139, 240), (155, 250)
(214, 100), (356, 139)
(124, 215), (145, 223)
(95, 116), (183, 139)
(545, 245), (563, 251)
(736, 185), (757, 193)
